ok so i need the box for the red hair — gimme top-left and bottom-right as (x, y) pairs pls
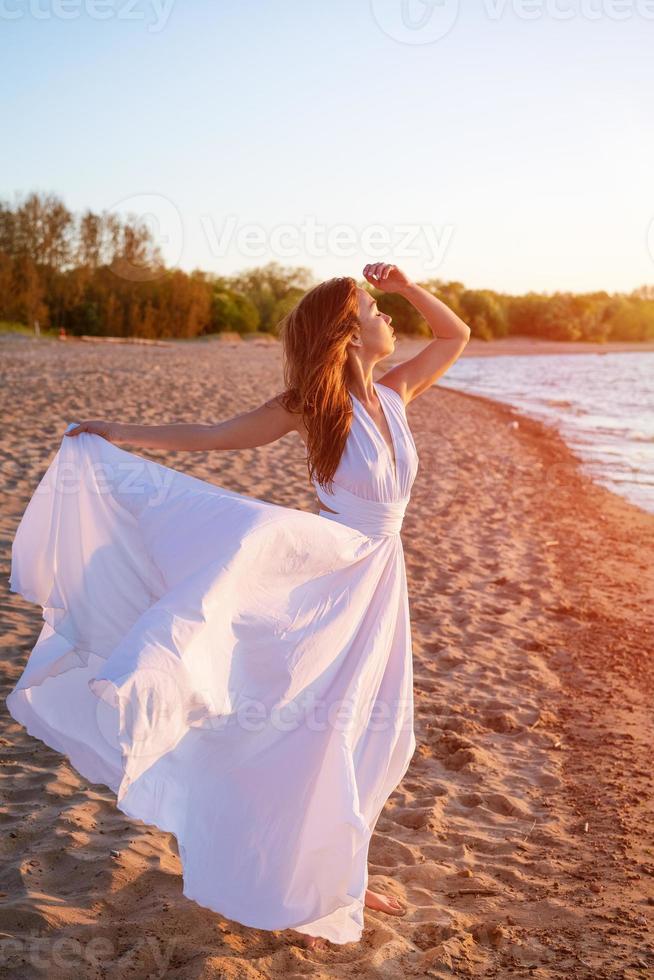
(278, 276), (360, 491)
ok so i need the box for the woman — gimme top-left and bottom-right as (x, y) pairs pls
(6, 262), (470, 949)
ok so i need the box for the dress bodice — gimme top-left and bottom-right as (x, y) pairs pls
(311, 382), (419, 536)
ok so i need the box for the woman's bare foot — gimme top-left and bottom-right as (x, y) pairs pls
(364, 888), (407, 915)
(289, 889), (406, 947)
(293, 931), (328, 950)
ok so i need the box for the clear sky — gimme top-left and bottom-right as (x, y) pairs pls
(2, 0), (653, 294)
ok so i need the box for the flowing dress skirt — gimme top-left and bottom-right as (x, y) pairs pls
(6, 428), (416, 943)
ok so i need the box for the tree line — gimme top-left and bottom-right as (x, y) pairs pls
(1, 192), (653, 342)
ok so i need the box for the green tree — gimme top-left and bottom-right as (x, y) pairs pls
(208, 283), (260, 334)
(227, 261), (315, 333)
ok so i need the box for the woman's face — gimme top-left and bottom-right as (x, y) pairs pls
(354, 287), (395, 358)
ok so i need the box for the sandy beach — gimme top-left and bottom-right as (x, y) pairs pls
(1, 335), (653, 978)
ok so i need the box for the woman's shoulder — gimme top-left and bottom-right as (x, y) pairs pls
(375, 378), (408, 414)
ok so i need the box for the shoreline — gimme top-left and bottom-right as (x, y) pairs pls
(390, 333), (654, 358)
(462, 335), (654, 357)
(390, 337), (654, 521)
(1, 340), (652, 976)
(403, 380), (654, 975)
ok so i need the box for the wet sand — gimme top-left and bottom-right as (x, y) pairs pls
(461, 335), (654, 357)
(1, 335), (653, 978)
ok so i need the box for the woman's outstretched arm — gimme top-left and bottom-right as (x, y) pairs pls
(64, 394), (298, 451)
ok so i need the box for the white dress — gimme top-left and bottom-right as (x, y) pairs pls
(6, 380), (419, 944)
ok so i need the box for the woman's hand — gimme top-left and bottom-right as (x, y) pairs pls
(362, 263), (413, 294)
(64, 420), (118, 441)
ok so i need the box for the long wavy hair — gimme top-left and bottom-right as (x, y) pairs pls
(278, 276), (361, 492)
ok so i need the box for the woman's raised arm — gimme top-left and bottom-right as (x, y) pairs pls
(64, 394), (299, 452)
(363, 263), (471, 405)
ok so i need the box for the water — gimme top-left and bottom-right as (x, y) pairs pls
(437, 351), (654, 515)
